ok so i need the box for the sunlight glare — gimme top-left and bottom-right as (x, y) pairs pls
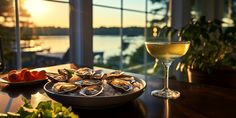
(24, 0), (47, 16)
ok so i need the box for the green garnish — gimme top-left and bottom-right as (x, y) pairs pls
(0, 99), (78, 118)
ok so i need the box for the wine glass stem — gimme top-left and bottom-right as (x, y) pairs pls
(163, 62), (171, 90)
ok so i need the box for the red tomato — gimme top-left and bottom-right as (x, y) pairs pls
(23, 71), (32, 81)
(31, 71), (38, 79)
(8, 73), (20, 82)
(16, 73), (24, 81)
(8, 70), (17, 75)
(19, 68), (28, 79)
(37, 70), (46, 79)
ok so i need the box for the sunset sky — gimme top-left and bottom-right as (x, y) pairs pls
(23, 0), (164, 28)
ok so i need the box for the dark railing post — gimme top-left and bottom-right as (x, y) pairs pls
(69, 0), (93, 68)
(14, 0), (22, 69)
(144, 0), (148, 79)
(120, 0), (124, 70)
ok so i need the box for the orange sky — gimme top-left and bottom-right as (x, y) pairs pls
(23, 0), (164, 28)
(23, 0), (69, 27)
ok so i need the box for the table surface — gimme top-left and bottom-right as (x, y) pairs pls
(0, 64), (236, 118)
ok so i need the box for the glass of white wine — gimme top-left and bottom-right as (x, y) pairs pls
(145, 39), (190, 99)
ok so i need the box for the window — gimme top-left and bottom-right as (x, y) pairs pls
(93, 0), (167, 75)
(20, 0), (70, 68)
(1, 0), (167, 76)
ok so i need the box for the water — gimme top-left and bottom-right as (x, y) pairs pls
(36, 35), (144, 60)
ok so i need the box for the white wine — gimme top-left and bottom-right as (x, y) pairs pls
(145, 41), (190, 99)
(145, 42), (190, 61)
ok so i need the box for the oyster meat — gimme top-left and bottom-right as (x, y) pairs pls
(75, 79), (102, 86)
(106, 70), (124, 78)
(79, 85), (104, 97)
(52, 82), (78, 93)
(109, 79), (133, 92)
(46, 73), (68, 82)
(68, 74), (83, 84)
(76, 67), (93, 78)
(118, 76), (136, 84)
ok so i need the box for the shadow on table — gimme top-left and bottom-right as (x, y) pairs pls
(74, 99), (147, 118)
(1, 82), (46, 99)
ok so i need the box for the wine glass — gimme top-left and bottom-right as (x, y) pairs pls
(145, 38), (190, 99)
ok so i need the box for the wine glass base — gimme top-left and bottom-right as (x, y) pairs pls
(151, 88), (180, 99)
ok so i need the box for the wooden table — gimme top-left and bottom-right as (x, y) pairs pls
(0, 64), (236, 118)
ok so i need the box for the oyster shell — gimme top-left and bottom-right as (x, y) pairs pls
(109, 79), (133, 92)
(52, 82), (78, 93)
(106, 70), (124, 78)
(92, 70), (105, 79)
(76, 67), (93, 78)
(79, 85), (104, 97)
(46, 73), (68, 82)
(75, 79), (102, 86)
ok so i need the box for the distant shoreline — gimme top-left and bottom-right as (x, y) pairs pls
(33, 26), (145, 36)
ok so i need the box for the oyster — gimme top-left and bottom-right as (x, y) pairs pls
(58, 69), (68, 75)
(58, 69), (73, 80)
(79, 85), (104, 97)
(46, 73), (68, 82)
(92, 70), (105, 79)
(68, 74), (83, 84)
(106, 70), (124, 78)
(58, 68), (75, 75)
(76, 67), (93, 78)
(52, 82), (78, 93)
(109, 79), (133, 92)
(75, 79), (102, 86)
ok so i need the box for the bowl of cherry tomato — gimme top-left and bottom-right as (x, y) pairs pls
(0, 68), (47, 86)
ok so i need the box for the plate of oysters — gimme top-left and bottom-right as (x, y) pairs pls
(44, 67), (146, 109)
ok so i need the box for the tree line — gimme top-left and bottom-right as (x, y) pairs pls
(33, 26), (145, 36)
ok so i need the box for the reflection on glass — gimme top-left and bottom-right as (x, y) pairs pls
(133, 99), (147, 118)
(145, 39), (190, 99)
(163, 99), (169, 118)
